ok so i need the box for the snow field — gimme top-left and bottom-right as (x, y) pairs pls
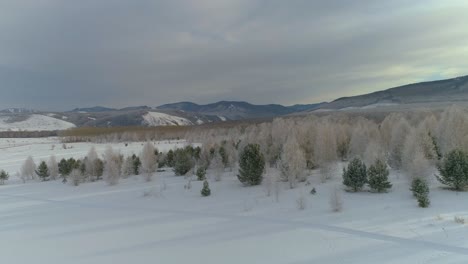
(0, 138), (468, 263)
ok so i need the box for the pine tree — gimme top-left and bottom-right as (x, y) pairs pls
(411, 178), (430, 208)
(238, 144), (265, 186)
(436, 149), (468, 191)
(201, 180), (211, 197)
(36, 161), (49, 181)
(368, 159), (392, 192)
(196, 167), (206, 181)
(166, 149), (175, 167)
(132, 154), (141, 175)
(0, 170), (9, 185)
(173, 149), (193, 176)
(342, 158), (367, 192)
(58, 158), (71, 178)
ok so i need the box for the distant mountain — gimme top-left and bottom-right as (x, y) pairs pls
(157, 101), (300, 120)
(0, 108), (36, 114)
(287, 103), (327, 112)
(71, 106), (115, 113)
(318, 75), (468, 110)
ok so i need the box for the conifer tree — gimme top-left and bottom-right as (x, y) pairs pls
(196, 167), (206, 181)
(0, 170), (9, 185)
(36, 161), (49, 181)
(201, 180), (211, 197)
(368, 159), (392, 192)
(436, 149), (468, 191)
(411, 178), (430, 208)
(342, 158), (367, 192)
(238, 144), (265, 186)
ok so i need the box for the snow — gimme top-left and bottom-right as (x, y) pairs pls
(143, 112), (193, 126)
(1, 140), (468, 263)
(0, 114), (76, 131)
(218, 115), (227, 121)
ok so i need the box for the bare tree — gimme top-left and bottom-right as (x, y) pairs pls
(48, 155), (59, 180)
(210, 152), (224, 181)
(20, 156), (36, 181)
(280, 134), (307, 188)
(121, 156), (134, 178)
(85, 147), (99, 181)
(329, 185), (343, 212)
(69, 169), (83, 186)
(103, 146), (121, 185)
(140, 142), (157, 182)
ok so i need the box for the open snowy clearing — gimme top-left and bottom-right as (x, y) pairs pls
(1, 139), (468, 263)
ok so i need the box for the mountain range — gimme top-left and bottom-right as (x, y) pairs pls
(1, 75), (468, 131)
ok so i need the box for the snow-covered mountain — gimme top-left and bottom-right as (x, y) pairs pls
(0, 114), (76, 131)
(143, 112), (193, 126)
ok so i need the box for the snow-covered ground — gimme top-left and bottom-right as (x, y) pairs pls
(0, 114), (76, 131)
(1, 138), (468, 263)
(143, 112), (193, 126)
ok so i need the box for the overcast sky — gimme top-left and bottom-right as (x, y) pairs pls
(0, 0), (467, 111)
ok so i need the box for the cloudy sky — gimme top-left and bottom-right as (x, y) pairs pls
(0, 0), (467, 111)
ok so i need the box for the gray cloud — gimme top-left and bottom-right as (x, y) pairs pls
(0, 0), (467, 111)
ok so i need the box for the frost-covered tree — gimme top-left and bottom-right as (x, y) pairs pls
(342, 158), (367, 192)
(436, 149), (468, 191)
(103, 146), (121, 185)
(48, 155), (59, 180)
(367, 159), (392, 193)
(141, 142), (157, 181)
(388, 117), (411, 169)
(329, 185), (343, 212)
(437, 106), (468, 153)
(69, 169), (83, 186)
(84, 147), (100, 181)
(121, 156), (135, 178)
(279, 134), (306, 188)
(21, 156), (36, 181)
(210, 152), (224, 181)
(238, 144), (265, 186)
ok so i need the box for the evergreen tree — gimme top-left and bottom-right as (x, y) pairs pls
(429, 132), (442, 160)
(436, 149), (468, 191)
(173, 149), (193, 176)
(368, 159), (392, 192)
(132, 154), (141, 175)
(196, 167), (206, 181)
(94, 159), (104, 180)
(0, 170), (9, 185)
(238, 144), (265, 186)
(201, 180), (211, 197)
(219, 146), (228, 167)
(411, 178), (430, 208)
(166, 149), (175, 167)
(36, 161), (49, 181)
(342, 158), (367, 192)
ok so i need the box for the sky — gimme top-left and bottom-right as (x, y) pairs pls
(0, 0), (467, 111)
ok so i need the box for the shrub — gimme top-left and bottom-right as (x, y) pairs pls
(368, 159), (392, 192)
(342, 158), (367, 192)
(201, 180), (211, 197)
(436, 149), (468, 191)
(238, 144), (265, 186)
